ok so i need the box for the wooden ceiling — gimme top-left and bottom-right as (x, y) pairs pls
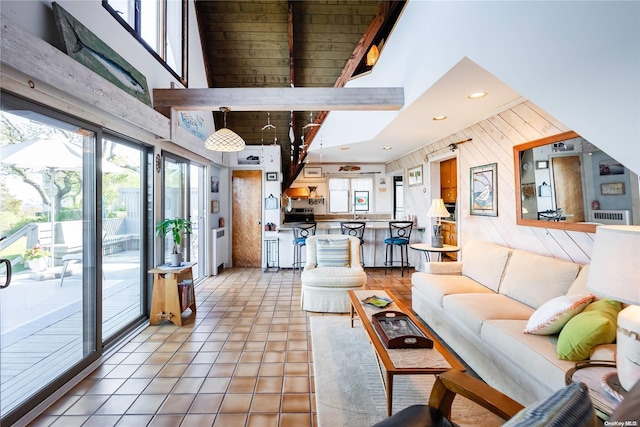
(194, 0), (405, 185)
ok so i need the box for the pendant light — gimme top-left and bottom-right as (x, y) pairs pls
(205, 107), (246, 152)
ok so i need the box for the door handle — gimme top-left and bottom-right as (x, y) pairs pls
(0, 258), (12, 289)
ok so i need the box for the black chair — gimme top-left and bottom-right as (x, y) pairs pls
(292, 222), (316, 274)
(384, 221), (413, 276)
(340, 221), (366, 267)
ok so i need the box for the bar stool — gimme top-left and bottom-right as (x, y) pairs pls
(384, 221), (413, 276)
(340, 221), (366, 266)
(292, 222), (316, 274)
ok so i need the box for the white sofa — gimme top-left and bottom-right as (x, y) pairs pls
(301, 235), (367, 313)
(411, 240), (613, 405)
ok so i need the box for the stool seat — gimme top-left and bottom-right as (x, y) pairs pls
(384, 221), (413, 276)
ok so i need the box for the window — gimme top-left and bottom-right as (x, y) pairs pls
(328, 177), (373, 214)
(103, 0), (187, 85)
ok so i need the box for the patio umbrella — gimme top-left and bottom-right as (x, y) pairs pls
(0, 136), (123, 266)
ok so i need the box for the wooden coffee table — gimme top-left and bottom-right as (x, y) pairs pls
(348, 289), (465, 416)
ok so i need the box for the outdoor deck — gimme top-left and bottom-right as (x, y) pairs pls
(0, 250), (141, 416)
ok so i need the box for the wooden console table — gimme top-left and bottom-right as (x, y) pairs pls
(149, 263), (196, 326)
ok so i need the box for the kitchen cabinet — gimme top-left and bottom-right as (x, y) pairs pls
(441, 221), (457, 260)
(440, 158), (457, 204)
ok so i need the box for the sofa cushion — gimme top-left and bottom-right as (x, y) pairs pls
(499, 249), (580, 308)
(315, 237), (350, 267)
(481, 320), (576, 392)
(412, 273), (495, 307)
(460, 240), (512, 292)
(557, 299), (622, 361)
(567, 265), (591, 296)
(442, 294), (534, 335)
(524, 294), (594, 335)
(301, 266), (367, 288)
(503, 382), (596, 427)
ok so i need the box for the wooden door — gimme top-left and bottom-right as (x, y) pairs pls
(232, 170), (262, 267)
(552, 156), (585, 222)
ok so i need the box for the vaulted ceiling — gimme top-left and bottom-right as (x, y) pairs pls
(194, 0), (405, 185)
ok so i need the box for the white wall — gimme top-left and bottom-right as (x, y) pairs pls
(350, 1), (640, 174)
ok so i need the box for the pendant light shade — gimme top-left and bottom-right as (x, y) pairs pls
(205, 107), (246, 152)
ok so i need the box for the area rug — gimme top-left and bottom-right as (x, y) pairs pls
(310, 316), (505, 427)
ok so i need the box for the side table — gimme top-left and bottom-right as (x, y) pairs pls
(410, 243), (460, 262)
(565, 361), (624, 420)
(149, 262), (196, 326)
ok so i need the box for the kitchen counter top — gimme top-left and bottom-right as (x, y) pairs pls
(278, 221), (425, 231)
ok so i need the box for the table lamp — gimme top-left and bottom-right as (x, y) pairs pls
(586, 225), (640, 391)
(427, 198), (449, 248)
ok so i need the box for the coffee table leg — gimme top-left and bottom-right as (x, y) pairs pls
(350, 303), (355, 328)
(386, 372), (393, 416)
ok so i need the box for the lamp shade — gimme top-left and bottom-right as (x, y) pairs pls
(205, 128), (246, 152)
(586, 225), (640, 304)
(427, 198), (449, 218)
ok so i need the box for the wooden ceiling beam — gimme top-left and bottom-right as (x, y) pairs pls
(153, 87), (404, 111)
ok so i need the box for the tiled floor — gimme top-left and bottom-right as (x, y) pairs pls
(28, 267), (412, 427)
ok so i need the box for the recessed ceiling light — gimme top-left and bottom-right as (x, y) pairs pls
(340, 147), (349, 151)
(433, 116), (447, 121)
(383, 146), (392, 150)
(468, 92), (487, 99)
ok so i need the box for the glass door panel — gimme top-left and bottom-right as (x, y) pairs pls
(162, 155), (187, 265)
(190, 164), (205, 280)
(0, 99), (97, 422)
(101, 136), (145, 341)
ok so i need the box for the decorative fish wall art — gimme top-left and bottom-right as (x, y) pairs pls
(52, 2), (152, 107)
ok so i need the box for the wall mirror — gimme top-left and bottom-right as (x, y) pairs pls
(514, 131), (638, 233)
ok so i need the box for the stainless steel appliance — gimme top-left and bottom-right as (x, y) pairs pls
(283, 208), (315, 223)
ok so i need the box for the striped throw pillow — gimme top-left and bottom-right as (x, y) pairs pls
(503, 382), (596, 427)
(316, 238), (350, 267)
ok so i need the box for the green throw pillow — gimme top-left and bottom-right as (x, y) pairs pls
(556, 299), (621, 361)
(316, 238), (350, 267)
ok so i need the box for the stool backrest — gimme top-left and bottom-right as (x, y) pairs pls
(293, 222), (317, 239)
(388, 221), (413, 240)
(340, 222), (366, 240)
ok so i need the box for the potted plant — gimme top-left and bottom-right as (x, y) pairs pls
(155, 218), (192, 266)
(24, 245), (49, 272)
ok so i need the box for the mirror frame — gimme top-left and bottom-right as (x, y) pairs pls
(513, 130), (597, 233)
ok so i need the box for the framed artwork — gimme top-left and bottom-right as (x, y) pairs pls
(354, 191), (369, 211)
(470, 163), (498, 217)
(407, 165), (423, 186)
(53, 3), (152, 106)
(536, 160), (548, 169)
(304, 167), (322, 178)
(211, 200), (220, 213)
(265, 195), (279, 210)
(266, 172), (278, 181)
(601, 182), (625, 195)
(211, 176), (219, 193)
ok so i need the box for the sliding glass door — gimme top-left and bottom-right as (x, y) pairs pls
(0, 94), (99, 423)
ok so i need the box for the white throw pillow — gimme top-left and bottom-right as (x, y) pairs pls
(523, 294), (593, 335)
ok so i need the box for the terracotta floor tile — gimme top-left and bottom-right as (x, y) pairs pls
(283, 377), (310, 394)
(281, 394), (311, 413)
(283, 362), (309, 376)
(279, 412), (312, 427)
(95, 395), (137, 414)
(200, 377), (231, 394)
(188, 393), (223, 413)
(126, 394), (167, 414)
(255, 377), (284, 394)
(228, 376), (257, 393)
(181, 413), (216, 426)
(65, 395), (110, 415)
(219, 393), (252, 413)
(156, 394), (195, 414)
(172, 377), (204, 394)
(249, 393), (281, 413)
(234, 363), (261, 377)
(213, 413), (247, 427)
(259, 363), (284, 377)
(247, 413), (279, 427)
(207, 363), (236, 377)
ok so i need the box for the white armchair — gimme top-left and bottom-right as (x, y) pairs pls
(301, 235), (367, 313)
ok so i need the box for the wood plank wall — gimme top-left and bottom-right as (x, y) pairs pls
(388, 101), (595, 265)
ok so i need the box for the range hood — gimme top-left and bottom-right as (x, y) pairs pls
(284, 187), (311, 199)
